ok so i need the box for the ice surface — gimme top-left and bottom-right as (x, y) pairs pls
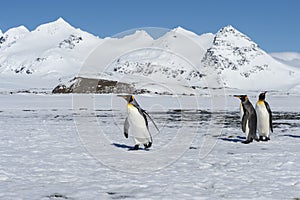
(0, 93), (299, 199)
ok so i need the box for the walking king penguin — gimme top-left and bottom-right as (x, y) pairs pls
(255, 91), (273, 141)
(234, 95), (259, 144)
(119, 95), (158, 150)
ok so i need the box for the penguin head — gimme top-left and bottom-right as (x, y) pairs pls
(234, 95), (248, 102)
(118, 95), (134, 103)
(258, 91), (267, 101)
(118, 95), (141, 109)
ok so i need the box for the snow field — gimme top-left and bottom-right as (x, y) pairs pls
(0, 94), (299, 199)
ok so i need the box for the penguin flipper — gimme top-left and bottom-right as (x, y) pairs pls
(264, 101), (273, 132)
(241, 111), (249, 133)
(124, 117), (129, 138)
(131, 99), (159, 132)
(142, 110), (160, 133)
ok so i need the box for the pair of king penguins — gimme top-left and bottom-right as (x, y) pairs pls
(119, 95), (159, 150)
(235, 92), (273, 144)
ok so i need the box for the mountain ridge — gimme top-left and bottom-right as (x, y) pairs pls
(201, 25), (299, 90)
(0, 18), (299, 93)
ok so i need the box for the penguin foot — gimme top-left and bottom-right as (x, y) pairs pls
(242, 137), (254, 144)
(242, 140), (252, 144)
(259, 136), (262, 141)
(144, 142), (152, 149)
(259, 136), (269, 142)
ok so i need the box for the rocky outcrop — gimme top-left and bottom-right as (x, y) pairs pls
(52, 77), (135, 94)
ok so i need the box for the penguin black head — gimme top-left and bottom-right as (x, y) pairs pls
(118, 95), (134, 103)
(258, 91), (267, 101)
(234, 95), (248, 102)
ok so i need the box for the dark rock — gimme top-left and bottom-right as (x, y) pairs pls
(52, 77), (135, 94)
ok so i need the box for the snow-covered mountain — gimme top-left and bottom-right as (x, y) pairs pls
(0, 25), (29, 50)
(0, 18), (102, 89)
(1, 18), (299, 93)
(72, 26), (214, 94)
(201, 25), (299, 90)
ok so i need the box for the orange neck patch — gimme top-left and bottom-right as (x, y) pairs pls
(257, 100), (264, 105)
(127, 103), (134, 108)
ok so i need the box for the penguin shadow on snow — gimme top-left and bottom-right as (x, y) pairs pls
(219, 136), (246, 143)
(112, 143), (150, 151)
(282, 134), (300, 139)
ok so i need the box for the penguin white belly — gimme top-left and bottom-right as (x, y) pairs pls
(245, 120), (249, 137)
(239, 103), (244, 121)
(256, 103), (270, 137)
(127, 104), (151, 145)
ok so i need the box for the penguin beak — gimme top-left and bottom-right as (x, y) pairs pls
(117, 95), (128, 101)
(117, 95), (133, 102)
(233, 95), (241, 99)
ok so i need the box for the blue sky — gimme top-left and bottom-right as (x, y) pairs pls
(1, 0), (299, 52)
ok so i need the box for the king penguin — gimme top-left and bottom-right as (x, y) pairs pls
(234, 95), (259, 144)
(119, 95), (156, 150)
(255, 91), (273, 141)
